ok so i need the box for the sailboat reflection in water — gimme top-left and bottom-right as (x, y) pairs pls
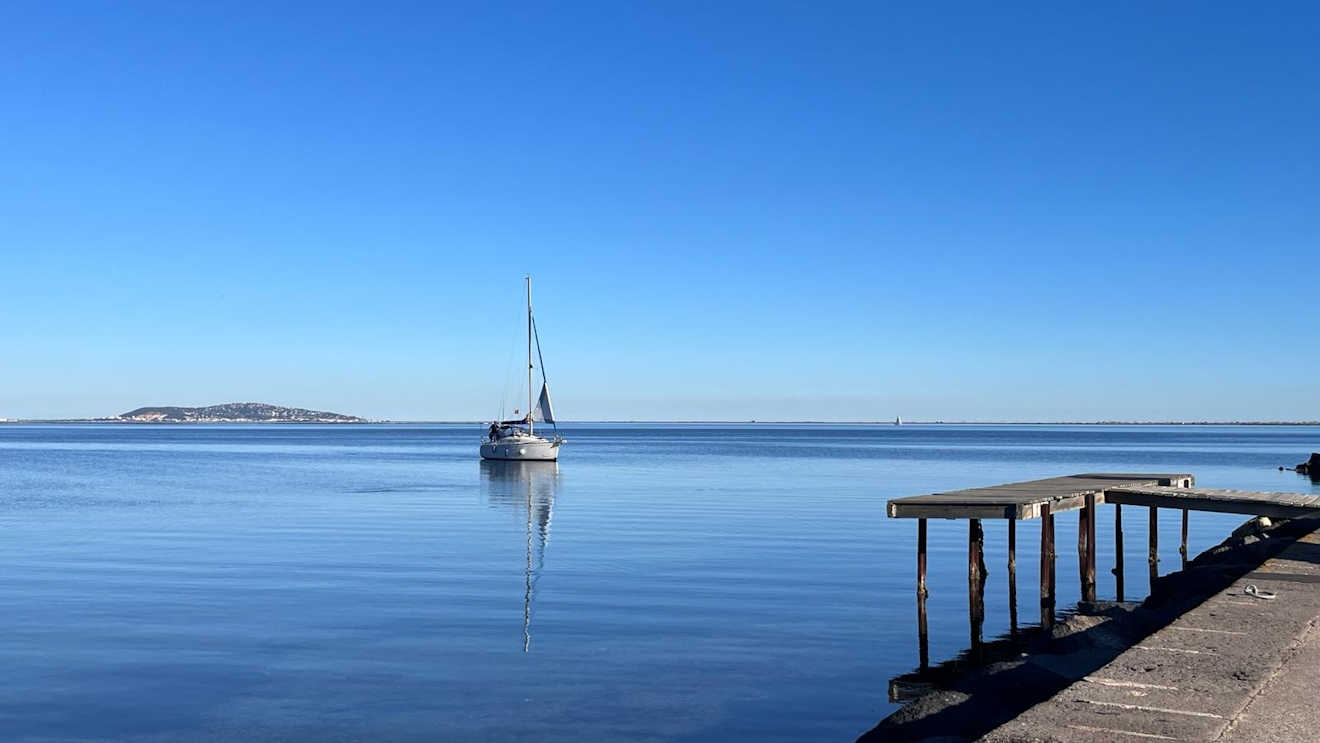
(481, 460), (560, 651)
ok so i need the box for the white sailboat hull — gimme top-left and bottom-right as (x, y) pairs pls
(480, 435), (562, 461)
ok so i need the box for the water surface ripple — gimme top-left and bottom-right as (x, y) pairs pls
(1, 423), (1316, 741)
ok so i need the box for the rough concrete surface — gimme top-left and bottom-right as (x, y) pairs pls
(982, 530), (1320, 742)
(1218, 611), (1320, 741)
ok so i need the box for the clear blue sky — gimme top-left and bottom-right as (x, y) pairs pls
(2, 2), (1317, 421)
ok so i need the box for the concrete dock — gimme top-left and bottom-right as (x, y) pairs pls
(984, 526), (1320, 742)
(875, 473), (1320, 742)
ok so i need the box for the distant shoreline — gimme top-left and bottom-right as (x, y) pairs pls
(3, 419), (1318, 426)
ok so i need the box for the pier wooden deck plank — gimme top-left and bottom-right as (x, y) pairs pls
(886, 473), (1194, 520)
(1107, 485), (1320, 520)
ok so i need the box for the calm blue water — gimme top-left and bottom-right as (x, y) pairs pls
(1, 423), (1317, 741)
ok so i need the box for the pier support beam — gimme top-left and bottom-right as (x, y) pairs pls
(1008, 518), (1018, 638)
(917, 518), (928, 669)
(1077, 501), (1088, 599)
(1040, 504), (1055, 629)
(968, 519), (986, 658)
(1113, 504), (1125, 602)
(1188, 512), (1198, 570)
(1080, 494), (1097, 603)
(1149, 506), (1159, 589)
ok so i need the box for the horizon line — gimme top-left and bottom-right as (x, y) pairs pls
(5, 418), (1320, 426)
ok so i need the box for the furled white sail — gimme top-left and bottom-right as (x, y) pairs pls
(532, 383), (555, 424)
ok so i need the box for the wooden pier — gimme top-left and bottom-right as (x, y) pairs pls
(1106, 485), (1320, 519)
(886, 473), (1194, 520)
(889, 473), (1192, 661)
(888, 472), (1320, 670)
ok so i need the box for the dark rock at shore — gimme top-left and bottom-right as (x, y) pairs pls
(1296, 452), (1320, 475)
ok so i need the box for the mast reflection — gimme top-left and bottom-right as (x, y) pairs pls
(480, 460), (560, 651)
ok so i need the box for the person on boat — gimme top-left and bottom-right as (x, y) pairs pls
(488, 422), (500, 441)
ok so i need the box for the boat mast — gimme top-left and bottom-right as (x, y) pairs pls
(527, 276), (534, 436)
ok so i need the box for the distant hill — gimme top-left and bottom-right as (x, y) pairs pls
(118, 403), (366, 423)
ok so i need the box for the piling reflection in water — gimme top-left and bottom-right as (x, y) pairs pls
(888, 624), (1042, 703)
(480, 460), (560, 651)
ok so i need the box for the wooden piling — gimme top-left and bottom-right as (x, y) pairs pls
(1008, 518), (1018, 638)
(1087, 494), (1097, 599)
(1077, 500), (1089, 600)
(968, 519), (986, 657)
(917, 518), (928, 669)
(1040, 504), (1054, 629)
(1048, 507), (1056, 615)
(1114, 504), (1125, 602)
(1188, 512), (1198, 570)
(1148, 506), (1159, 589)
(1082, 494), (1097, 603)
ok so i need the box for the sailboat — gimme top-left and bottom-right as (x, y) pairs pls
(480, 277), (566, 461)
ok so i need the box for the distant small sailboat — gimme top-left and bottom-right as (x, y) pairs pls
(895, 415), (902, 426)
(480, 277), (565, 461)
